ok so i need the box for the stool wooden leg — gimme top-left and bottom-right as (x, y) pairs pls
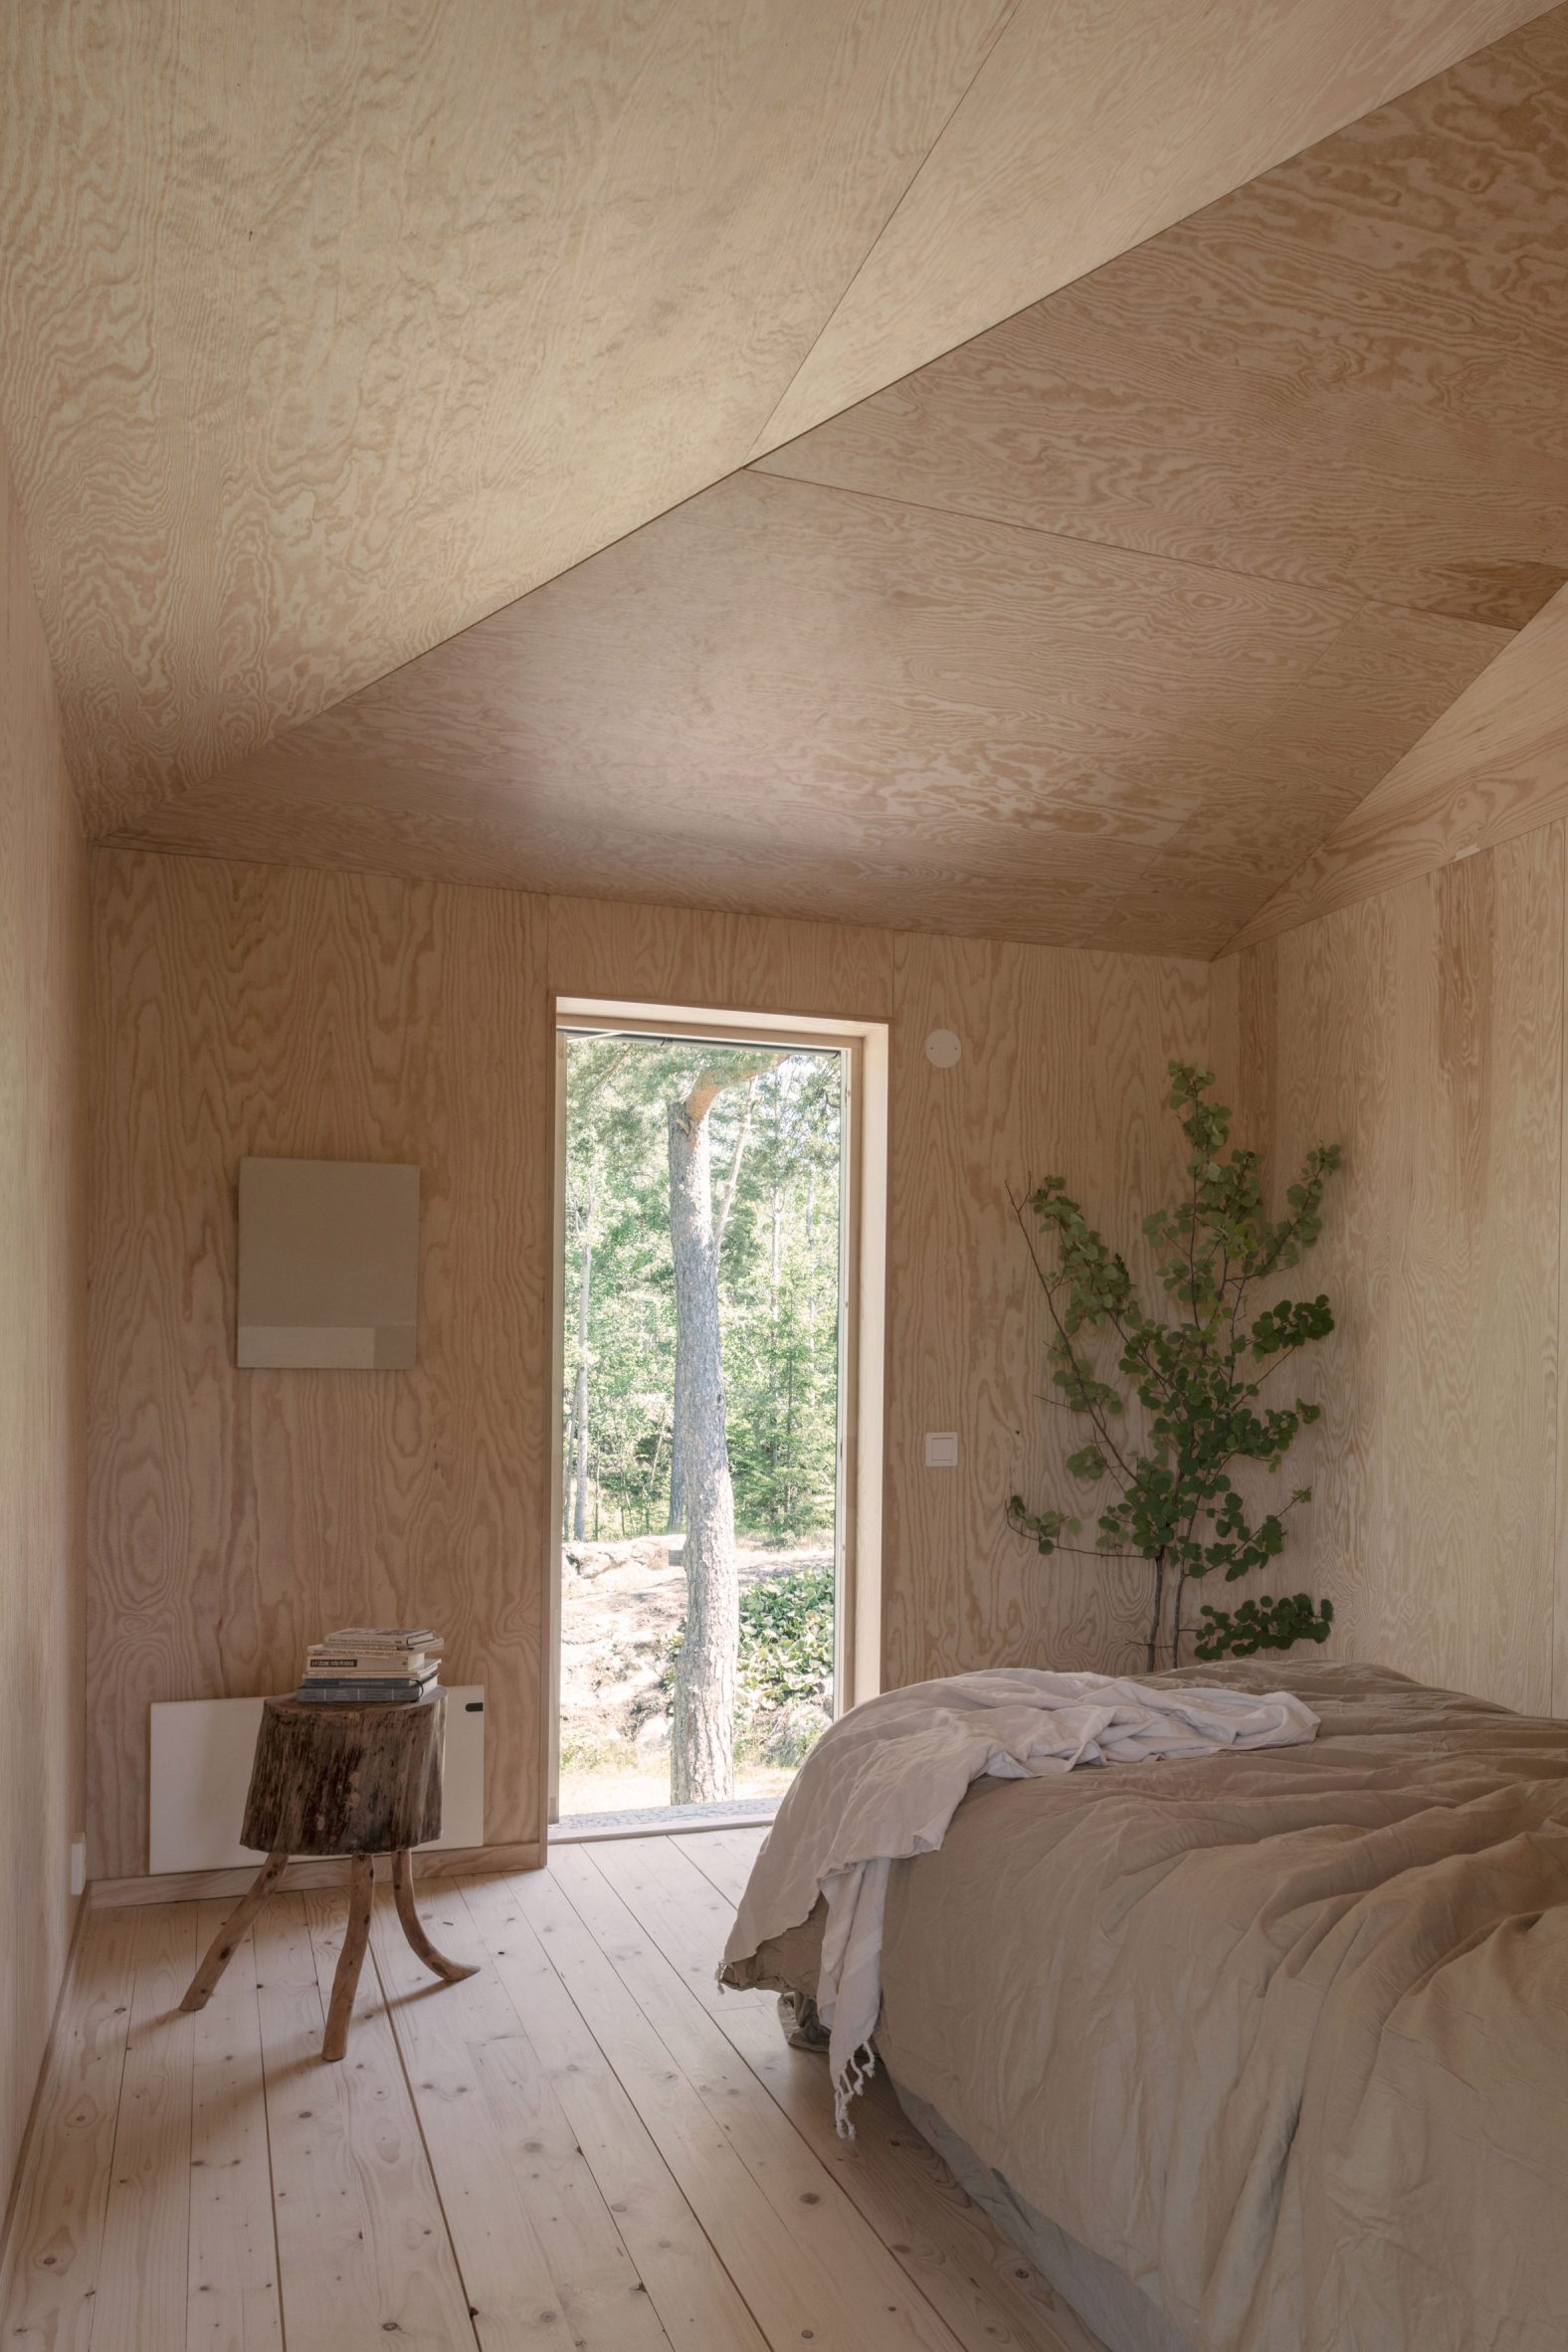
(181, 1851), (290, 2013)
(322, 1854), (374, 2062)
(392, 1850), (479, 1984)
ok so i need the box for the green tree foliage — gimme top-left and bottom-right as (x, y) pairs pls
(722, 1071), (842, 1539)
(562, 1035), (842, 1542)
(1007, 1063), (1342, 1669)
(647, 1561), (835, 1758)
(738, 1568), (835, 1710)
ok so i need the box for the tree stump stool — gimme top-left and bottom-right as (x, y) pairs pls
(180, 1690), (477, 2060)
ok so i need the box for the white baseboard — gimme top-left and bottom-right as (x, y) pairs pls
(91, 1836), (540, 1909)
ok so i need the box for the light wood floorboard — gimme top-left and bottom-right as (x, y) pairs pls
(1, 1835), (1100, 2352)
(186, 1900), (284, 2349)
(0, 1907), (143, 2351)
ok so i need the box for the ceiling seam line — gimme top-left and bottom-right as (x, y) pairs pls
(741, 0), (1028, 466)
(1152, 596), (1418, 926)
(745, 8), (1568, 473)
(746, 463), (1437, 621)
(1214, 593), (1568, 954)
(752, 464), (1534, 651)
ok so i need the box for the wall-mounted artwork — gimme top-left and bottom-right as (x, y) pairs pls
(237, 1156), (420, 1368)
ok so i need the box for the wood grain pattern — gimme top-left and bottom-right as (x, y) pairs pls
(6, 2), (1538, 845)
(461, 1867), (778, 2352)
(0, 0), (1014, 835)
(275, 1888), (479, 2345)
(760, 18), (1568, 613)
(0, 443), (87, 2227)
(1211, 828), (1563, 1714)
(365, 1882), (681, 2352)
(87, 1905), (198, 2352)
(546, 893), (894, 1022)
(588, 1833), (1104, 2352)
(109, 14), (1568, 955)
(0, 1907), (138, 2348)
(1228, 587), (1568, 948)
(320, 1855), (373, 2062)
(491, 1859), (982, 2352)
(883, 932), (1210, 1684)
(84, 827), (1568, 1880)
(114, 466), (1505, 958)
(558, 1836), (1095, 2352)
(3, 1839), (1100, 2351)
(185, 1901), (283, 2350)
(755, 0), (1558, 450)
(87, 850), (553, 1882)
(180, 1852), (289, 2016)
(241, 1693), (446, 1858)
(87, 857), (1217, 1882)
(389, 1848), (478, 1985)
(95, 833), (1565, 1853)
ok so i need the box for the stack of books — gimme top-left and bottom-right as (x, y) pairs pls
(295, 1627), (442, 1704)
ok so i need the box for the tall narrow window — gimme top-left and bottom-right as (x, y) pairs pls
(554, 1024), (849, 1832)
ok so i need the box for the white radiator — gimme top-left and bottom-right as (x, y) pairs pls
(147, 1685), (485, 1874)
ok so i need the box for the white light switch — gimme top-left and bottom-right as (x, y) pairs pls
(924, 1432), (959, 1469)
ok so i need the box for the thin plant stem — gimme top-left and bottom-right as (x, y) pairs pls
(1009, 1070), (1338, 1670)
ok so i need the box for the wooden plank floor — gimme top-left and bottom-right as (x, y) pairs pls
(0, 1829), (1105, 2352)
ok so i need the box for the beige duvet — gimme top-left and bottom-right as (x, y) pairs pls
(723, 1661), (1568, 2352)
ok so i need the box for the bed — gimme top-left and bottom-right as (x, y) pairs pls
(721, 1659), (1568, 2352)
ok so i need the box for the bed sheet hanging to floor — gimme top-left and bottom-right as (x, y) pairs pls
(723, 1659), (1568, 2352)
(724, 1666), (1320, 2130)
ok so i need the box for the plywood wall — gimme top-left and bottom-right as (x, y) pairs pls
(88, 855), (553, 1882)
(545, 892), (894, 1021)
(87, 853), (1210, 1875)
(1212, 829), (1566, 1715)
(884, 933), (1210, 1683)
(85, 820), (1568, 1883)
(551, 901), (1209, 1683)
(0, 453), (86, 2214)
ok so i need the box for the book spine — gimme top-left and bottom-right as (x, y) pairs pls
(321, 1633), (437, 1652)
(304, 1656), (436, 1674)
(295, 1681), (438, 1703)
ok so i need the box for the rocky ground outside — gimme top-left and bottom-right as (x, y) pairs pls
(558, 1533), (834, 1818)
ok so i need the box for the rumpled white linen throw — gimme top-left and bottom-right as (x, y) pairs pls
(722, 1668), (1318, 2131)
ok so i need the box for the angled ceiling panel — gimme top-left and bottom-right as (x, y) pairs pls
(111, 465), (1509, 957)
(113, 11), (1568, 958)
(1226, 585), (1568, 948)
(0, 0), (1012, 832)
(0, 0), (1552, 842)
(750, 0), (1561, 453)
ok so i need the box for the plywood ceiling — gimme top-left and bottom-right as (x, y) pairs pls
(0, 0), (1553, 844)
(1230, 584), (1568, 946)
(112, 10), (1568, 959)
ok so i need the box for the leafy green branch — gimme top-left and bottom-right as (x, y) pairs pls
(1007, 1063), (1342, 1669)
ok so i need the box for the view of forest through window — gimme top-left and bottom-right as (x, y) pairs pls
(558, 1030), (843, 1820)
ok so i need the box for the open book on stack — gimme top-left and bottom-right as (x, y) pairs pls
(295, 1627), (442, 1704)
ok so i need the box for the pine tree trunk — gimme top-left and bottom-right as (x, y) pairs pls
(668, 1091), (738, 1804)
(668, 1083), (753, 1542)
(667, 1366), (684, 1532)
